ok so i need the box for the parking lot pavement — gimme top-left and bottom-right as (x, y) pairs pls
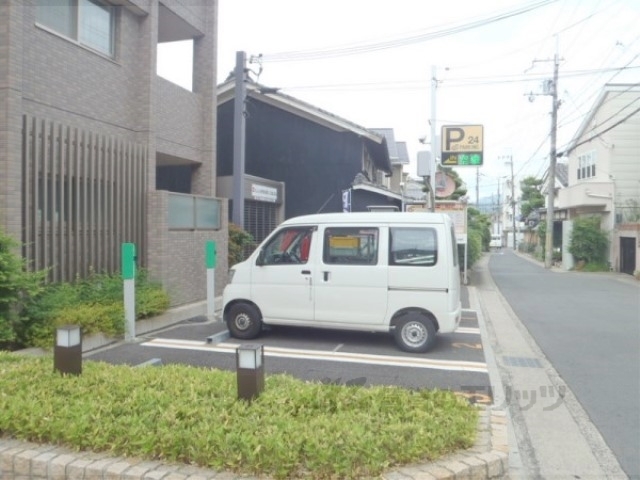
(86, 307), (493, 404)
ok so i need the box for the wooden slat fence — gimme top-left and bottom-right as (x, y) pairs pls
(22, 115), (148, 282)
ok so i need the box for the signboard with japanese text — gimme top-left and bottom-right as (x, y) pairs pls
(441, 125), (483, 166)
(435, 200), (467, 237)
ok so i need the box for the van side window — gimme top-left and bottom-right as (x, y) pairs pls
(323, 228), (378, 265)
(261, 227), (314, 265)
(389, 227), (437, 266)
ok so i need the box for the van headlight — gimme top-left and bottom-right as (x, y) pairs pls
(228, 268), (236, 283)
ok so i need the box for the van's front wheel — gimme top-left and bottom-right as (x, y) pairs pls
(394, 314), (436, 353)
(227, 303), (263, 339)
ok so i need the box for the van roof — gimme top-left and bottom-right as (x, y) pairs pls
(281, 212), (451, 226)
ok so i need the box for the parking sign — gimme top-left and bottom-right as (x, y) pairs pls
(441, 125), (483, 166)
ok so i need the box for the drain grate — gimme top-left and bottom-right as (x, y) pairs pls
(502, 356), (542, 368)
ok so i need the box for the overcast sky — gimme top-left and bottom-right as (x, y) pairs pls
(158, 0), (640, 201)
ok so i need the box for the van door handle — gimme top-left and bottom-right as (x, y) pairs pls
(323, 271), (330, 281)
(301, 270), (311, 275)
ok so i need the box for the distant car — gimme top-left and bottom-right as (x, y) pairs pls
(490, 235), (503, 249)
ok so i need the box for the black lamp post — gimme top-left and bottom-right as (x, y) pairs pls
(54, 325), (82, 375)
(236, 344), (264, 402)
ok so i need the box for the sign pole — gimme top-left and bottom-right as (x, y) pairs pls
(206, 241), (217, 320)
(121, 243), (136, 341)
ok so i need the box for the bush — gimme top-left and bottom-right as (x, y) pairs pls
(18, 270), (170, 350)
(0, 229), (46, 349)
(0, 353), (478, 479)
(459, 229), (482, 270)
(228, 223), (255, 266)
(576, 261), (609, 272)
(569, 216), (608, 265)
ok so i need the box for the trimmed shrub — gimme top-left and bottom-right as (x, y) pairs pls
(229, 223), (255, 266)
(19, 270), (170, 350)
(569, 216), (608, 266)
(0, 229), (46, 349)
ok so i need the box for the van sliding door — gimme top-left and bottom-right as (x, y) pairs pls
(313, 226), (388, 325)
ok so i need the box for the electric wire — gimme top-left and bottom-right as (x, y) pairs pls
(258, 0), (556, 62)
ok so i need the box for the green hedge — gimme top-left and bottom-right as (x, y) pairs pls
(0, 353), (478, 479)
(18, 270), (170, 349)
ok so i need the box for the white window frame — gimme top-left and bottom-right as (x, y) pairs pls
(36, 0), (116, 57)
(577, 150), (596, 181)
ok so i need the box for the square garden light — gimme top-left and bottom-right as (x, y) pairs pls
(54, 325), (82, 375)
(236, 344), (264, 401)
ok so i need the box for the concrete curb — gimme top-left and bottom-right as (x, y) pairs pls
(81, 300), (213, 352)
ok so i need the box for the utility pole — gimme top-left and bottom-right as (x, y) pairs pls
(496, 182), (502, 236)
(232, 51), (247, 227)
(508, 156), (517, 250)
(476, 167), (480, 207)
(428, 65), (437, 212)
(544, 52), (560, 269)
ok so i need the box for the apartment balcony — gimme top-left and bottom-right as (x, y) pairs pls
(154, 77), (203, 164)
(557, 181), (613, 211)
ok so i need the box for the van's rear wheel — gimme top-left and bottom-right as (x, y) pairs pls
(394, 314), (436, 353)
(227, 303), (263, 339)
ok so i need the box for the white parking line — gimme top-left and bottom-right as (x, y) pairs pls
(456, 327), (481, 335)
(141, 338), (488, 373)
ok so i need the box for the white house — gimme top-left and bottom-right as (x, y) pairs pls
(558, 83), (640, 274)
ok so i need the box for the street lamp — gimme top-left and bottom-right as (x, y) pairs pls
(54, 325), (82, 375)
(236, 344), (265, 402)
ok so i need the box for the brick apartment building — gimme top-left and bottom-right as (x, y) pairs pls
(0, 0), (226, 306)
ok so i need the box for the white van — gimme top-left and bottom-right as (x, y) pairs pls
(222, 212), (462, 353)
(490, 234), (503, 249)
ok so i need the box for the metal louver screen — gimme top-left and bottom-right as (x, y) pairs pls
(243, 200), (278, 258)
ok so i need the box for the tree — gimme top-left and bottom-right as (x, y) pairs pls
(467, 207), (491, 253)
(519, 176), (545, 219)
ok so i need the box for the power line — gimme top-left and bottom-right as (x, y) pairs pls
(258, 0), (556, 62)
(282, 65), (640, 93)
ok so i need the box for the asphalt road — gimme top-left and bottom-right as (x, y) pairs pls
(488, 250), (640, 479)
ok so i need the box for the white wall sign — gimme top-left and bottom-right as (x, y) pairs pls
(251, 184), (278, 202)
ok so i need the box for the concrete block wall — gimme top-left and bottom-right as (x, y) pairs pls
(147, 190), (229, 307)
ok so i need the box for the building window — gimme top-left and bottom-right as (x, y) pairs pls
(37, 0), (115, 57)
(577, 151), (596, 180)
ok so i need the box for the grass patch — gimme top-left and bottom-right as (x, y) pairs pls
(0, 352), (478, 479)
